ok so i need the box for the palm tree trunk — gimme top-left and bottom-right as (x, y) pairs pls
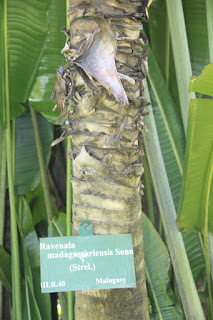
(60, 1), (150, 318)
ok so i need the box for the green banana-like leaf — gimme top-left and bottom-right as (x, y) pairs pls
(147, 49), (184, 209)
(147, 49), (205, 279)
(148, 0), (182, 120)
(16, 196), (40, 268)
(29, 0), (66, 122)
(177, 65), (213, 232)
(148, 0), (170, 81)
(8, 0), (49, 106)
(182, 0), (209, 75)
(1, 0), (51, 126)
(1, 0), (66, 128)
(0, 130), (6, 244)
(20, 236), (34, 290)
(17, 196), (51, 319)
(0, 245), (12, 292)
(189, 64), (213, 96)
(48, 212), (66, 237)
(143, 214), (184, 319)
(15, 111), (53, 195)
(177, 98), (213, 233)
(32, 268), (51, 320)
(25, 182), (58, 226)
(143, 83), (205, 319)
(22, 277), (42, 320)
(17, 197), (37, 296)
(0, 0), (5, 129)
(182, 232), (205, 281)
(148, 49), (185, 167)
(148, 0), (209, 114)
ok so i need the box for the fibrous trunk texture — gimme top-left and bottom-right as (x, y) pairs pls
(56, 0), (150, 319)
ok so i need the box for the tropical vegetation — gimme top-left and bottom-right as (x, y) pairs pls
(0, 0), (212, 319)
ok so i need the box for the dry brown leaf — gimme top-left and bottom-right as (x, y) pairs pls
(72, 18), (129, 105)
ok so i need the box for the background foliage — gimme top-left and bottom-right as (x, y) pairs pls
(0, 0), (212, 319)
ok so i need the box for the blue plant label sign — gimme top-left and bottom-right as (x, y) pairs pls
(40, 234), (136, 293)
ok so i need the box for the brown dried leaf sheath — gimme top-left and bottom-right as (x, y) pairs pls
(72, 18), (128, 105)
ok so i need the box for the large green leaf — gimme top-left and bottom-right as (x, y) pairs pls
(177, 98), (213, 233)
(183, 0), (209, 75)
(25, 182), (58, 226)
(1, 0), (67, 128)
(147, 49), (185, 210)
(16, 196), (40, 268)
(20, 236), (34, 290)
(22, 278), (42, 320)
(189, 64), (213, 96)
(148, 49), (185, 166)
(0, 130), (6, 245)
(143, 214), (184, 320)
(206, 0), (213, 62)
(164, 0), (209, 132)
(147, 50), (205, 280)
(166, 0), (196, 133)
(143, 83), (205, 319)
(29, 0), (66, 122)
(148, 0), (181, 115)
(0, 0), (5, 129)
(178, 64), (213, 234)
(147, 1), (209, 316)
(48, 212), (66, 237)
(0, 245), (12, 292)
(7, 0), (50, 120)
(148, 0), (209, 125)
(15, 111), (53, 195)
(148, 0), (169, 80)
(182, 232), (205, 282)
(32, 268), (51, 320)
(16, 196), (51, 319)
(16, 197), (37, 306)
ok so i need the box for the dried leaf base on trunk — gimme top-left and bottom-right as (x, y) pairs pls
(57, 1), (150, 319)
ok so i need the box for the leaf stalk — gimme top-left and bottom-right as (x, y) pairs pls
(3, 0), (22, 318)
(143, 81), (205, 320)
(29, 105), (53, 223)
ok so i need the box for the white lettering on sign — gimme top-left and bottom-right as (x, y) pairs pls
(115, 248), (134, 255)
(96, 278), (126, 285)
(40, 234), (136, 292)
(45, 249), (114, 260)
(70, 263), (95, 272)
(40, 242), (75, 250)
